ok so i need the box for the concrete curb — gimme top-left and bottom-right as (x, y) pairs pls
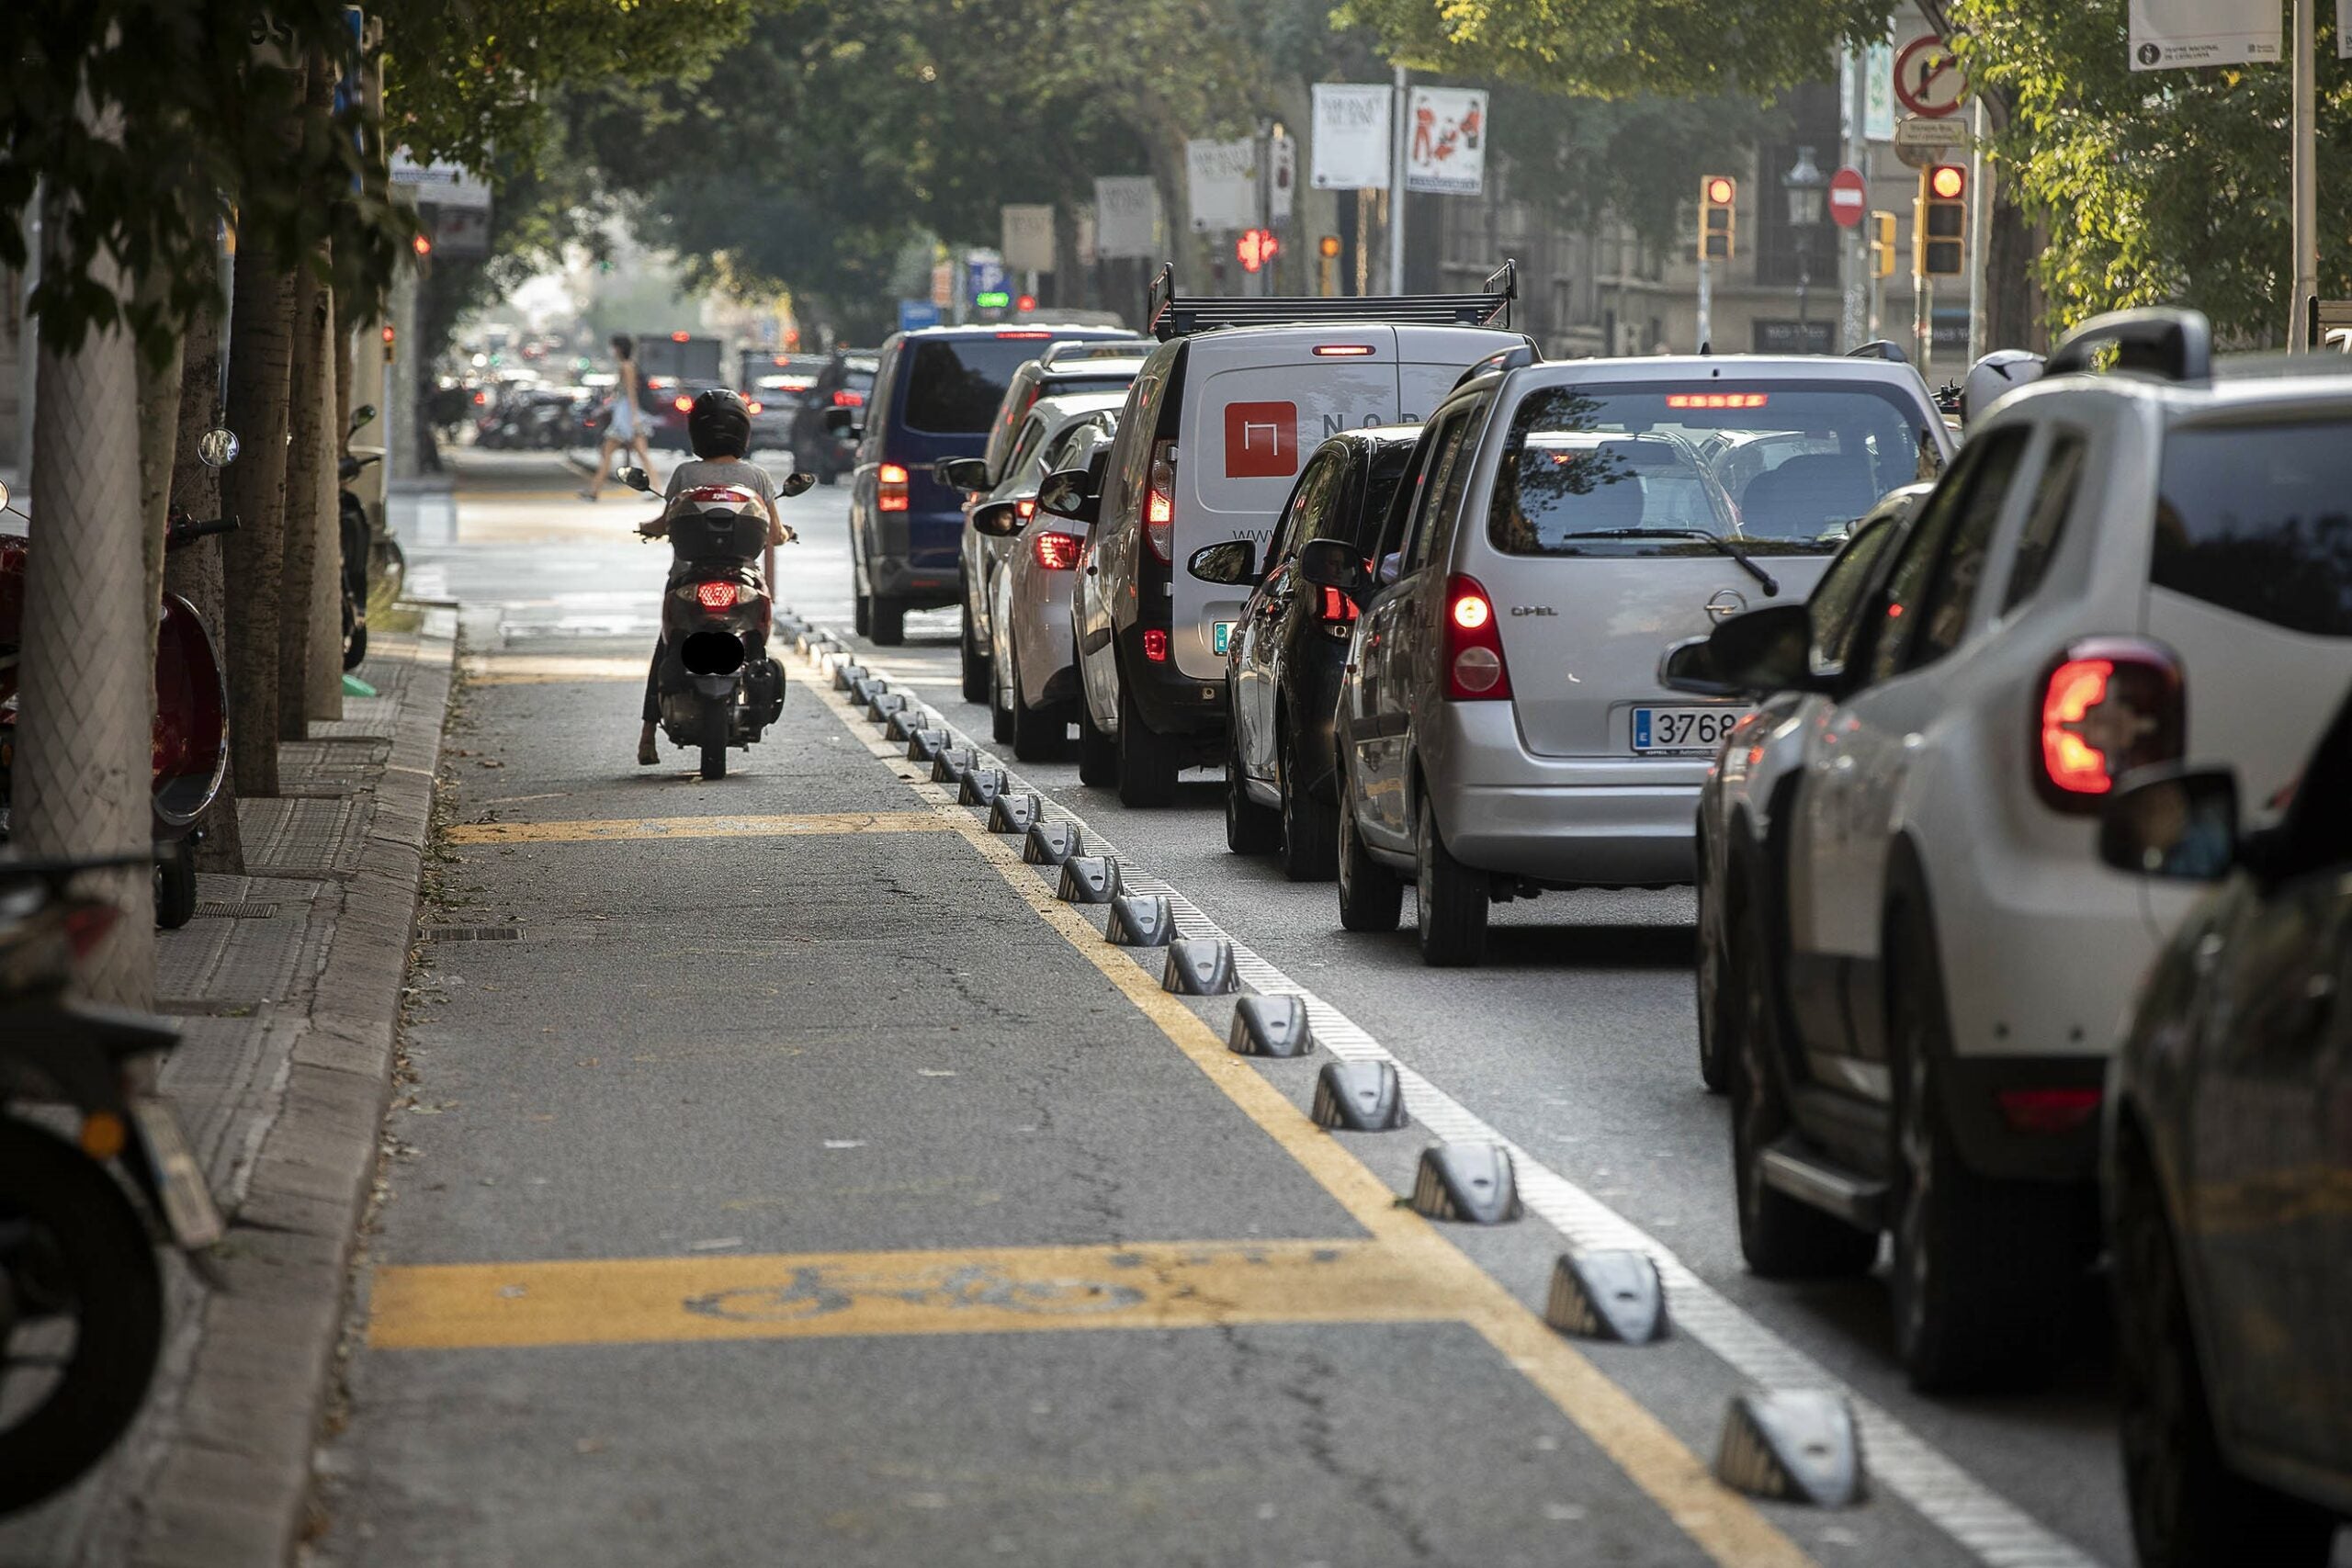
(130, 635), (454, 1568)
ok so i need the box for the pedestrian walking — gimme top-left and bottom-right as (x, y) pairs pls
(582, 333), (655, 501)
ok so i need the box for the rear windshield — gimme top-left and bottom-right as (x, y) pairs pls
(1356, 446), (1418, 545)
(903, 340), (1050, 434)
(2153, 422), (2352, 637)
(1489, 382), (1936, 558)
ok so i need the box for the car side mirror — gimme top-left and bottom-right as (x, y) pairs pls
(1186, 539), (1257, 586)
(619, 466), (654, 494)
(779, 471), (816, 498)
(1295, 538), (1370, 594)
(971, 500), (1028, 537)
(938, 457), (992, 492)
(1037, 467), (1098, 524)
(2098, 766), (2240, 881)
(1663, 601), (1814, 696)
(822, 407), (860, 437)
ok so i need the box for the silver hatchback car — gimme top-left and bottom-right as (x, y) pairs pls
(1321, 352), (1952, 964)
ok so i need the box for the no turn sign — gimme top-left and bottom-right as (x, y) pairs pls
(1893, 34), (1966, 118)
(1828, 166), (1867, 229)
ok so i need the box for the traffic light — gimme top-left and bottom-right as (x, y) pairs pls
(1915, 164), (1966, 277)
(1237, 228), (1281, 274)
(1317, 234), (1341, 258)
(1699, 175), (1736, 263)
(1869, 209), (1898, 280)
(379, 321), (396, 357)
(1014, 292), (1037, 311)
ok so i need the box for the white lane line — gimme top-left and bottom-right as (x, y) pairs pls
(791, 627), (2108, 1568)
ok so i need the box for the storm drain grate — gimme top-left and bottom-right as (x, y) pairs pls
(195, 901), (283, 920)
(421, 925), (522, 942)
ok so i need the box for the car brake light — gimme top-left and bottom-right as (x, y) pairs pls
(1997, 1087), (2102, 1134)
(1313, 344), (1375, 356)
(997, 331), (1053, 339)
(746, 400), (763, 414)
(1033, 530), (1082, 571)
(831, 389), (865, 408)
(1142, 627), (1170, 662)
(2034, 637), (2182, 809)
(673, 395), (694, 413)
(1144, 439), (1176, 563)
(878, 462), (910, 513)
(695, 581), (739, 610)
(1443, 574), (1511, 700)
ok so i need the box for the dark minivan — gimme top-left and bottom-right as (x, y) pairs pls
(845, 323), (1132, 644)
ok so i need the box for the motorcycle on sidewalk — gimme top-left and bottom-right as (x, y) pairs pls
(0, 852), (224, 1514)
(341, 403), (403, 671)
(622, 465), (813, 780)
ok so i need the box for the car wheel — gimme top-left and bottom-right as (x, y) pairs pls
(1277, 721), (1339, 882)
(1694, 848), (1730, 1094)
(1115, 679), (1180, 807)
(1414, 795), (1487, 966)
(1076, 691), (1118, 787)
(1224, 721), (1282, 855)
(869, 595), (906, 646)
(960, 603), (989, 704)
(853, 590), (871, 637)
(2112, 1129), (2336, 1568)
(1728, 884), (1878, 1279)
(989, 677), (1016, 744)
(1335, 759), (1402, 932)
(154, 840), (198, 931)
(1888, 908), (2077, 1393)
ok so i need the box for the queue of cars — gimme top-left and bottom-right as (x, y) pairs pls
(914, 286), (2350, 1565)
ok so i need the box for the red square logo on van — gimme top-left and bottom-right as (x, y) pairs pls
(1224, 401), (1298, 478)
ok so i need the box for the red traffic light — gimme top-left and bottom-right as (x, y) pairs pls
(1928, 164), (1966, 200)
(1703, 176), (1736, 207)
(411, 233), (433, 257)
(1014, 293), (1037, 311)
(1236, 228), (1281, 274)
(379, 323), (395, 350)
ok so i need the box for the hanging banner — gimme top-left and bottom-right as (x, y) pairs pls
(1093, 176), (1162, 258)
(1310, 84), (1391, 190)
(1864, 39), (1897, 141)
(2129, 0), (2278, 70)
(1404, 86), (1487, 196)
(1185, 139), (1258, 232)
(1001, 204), (1056, 274)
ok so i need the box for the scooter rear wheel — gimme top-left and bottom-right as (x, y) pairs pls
(0, 1119), (164, 1512)
(699, 701), (729, 781)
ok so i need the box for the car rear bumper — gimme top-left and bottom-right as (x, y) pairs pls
(863, 510), (964, 606)
(1122, 625), (1227, 736)
(1425, 705), (1706, 885)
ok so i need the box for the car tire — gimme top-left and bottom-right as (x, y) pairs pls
(1415, 795), (1488, 966)
(960, 604), (989, 704)
(1224, 724), (1282, 854)
(1115, 680), (1180, 807)
(1076, 693), (1118, 787)
(1728, 884), (1878, 1279)
(154, 840), (198, 931)
(989, 674), (1016, 744)
(1694, 845), (1730, 1094)
(869, 595), (906, 646)
(853, 589), (871, 637)
(1336, 761), (1403, 932)
(2112, 1128), (2336, 1568)
(1277, 722), (1339, 883)
(1888, 908), (2076, 1393)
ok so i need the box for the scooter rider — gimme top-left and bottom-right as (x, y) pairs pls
(635, 389), (797, 765)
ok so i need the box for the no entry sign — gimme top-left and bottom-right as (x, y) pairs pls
(1828, 166), (1867, 229)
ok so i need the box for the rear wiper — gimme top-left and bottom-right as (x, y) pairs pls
(1552, 528), (1780, 597)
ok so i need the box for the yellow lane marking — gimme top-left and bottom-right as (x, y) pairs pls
(443, 812), (950, 845)
(368, 1239), (1462, 1350)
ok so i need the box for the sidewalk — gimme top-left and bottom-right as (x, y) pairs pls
(0, 616), (456, 1568)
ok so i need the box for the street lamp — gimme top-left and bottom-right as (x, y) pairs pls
(1781, 145), (1827, 347)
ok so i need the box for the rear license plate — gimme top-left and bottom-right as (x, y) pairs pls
(1632, 705), (1747, 754)
(129, 1098), (223, 1248)
(1213, 620), (1236, 656)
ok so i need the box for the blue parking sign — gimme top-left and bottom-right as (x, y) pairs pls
(898, 300), (942, 332)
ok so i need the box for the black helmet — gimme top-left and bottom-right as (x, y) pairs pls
(686, 388), (751, 458)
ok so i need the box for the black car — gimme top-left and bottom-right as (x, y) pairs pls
(2098, 684), (2352, 1567)
(1197, 426), (1419, 880)
(788, 350), (878, 485)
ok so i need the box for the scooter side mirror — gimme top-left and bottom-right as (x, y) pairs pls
(196, 428), (241, 468)
(778, 471), (817, 498)
(350, 404), (378, 434)
(619, 466), (655, 494)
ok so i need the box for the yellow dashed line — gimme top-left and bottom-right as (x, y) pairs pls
(444, 812), (951, 844)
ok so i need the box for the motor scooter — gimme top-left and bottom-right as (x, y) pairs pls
(622, 465), (813, 779)
(0, 851), (223, 1514)
(340, 403), (395, 671)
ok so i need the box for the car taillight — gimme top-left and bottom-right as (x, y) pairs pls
(831, 389), (865, 408)
(1143, 627), (1170, 662)
(1997, 1086), (2102, 1134)
(1443, 574), (1511, 700)
(1315, 584), (1360, 639)
(745, 400), (763, 414)
(673, 395), (694, 413)
(2033, 637), (2182, 809)
(878, 462), (910, 513)
(695, 581), (739, 610)
(1144, 439), (1176, 563)
(1033, 531), (1082, 571)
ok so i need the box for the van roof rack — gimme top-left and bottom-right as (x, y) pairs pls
(1147, 259), (1516, 342)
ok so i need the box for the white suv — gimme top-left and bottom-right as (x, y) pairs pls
(1668, 308), (2352, 1391)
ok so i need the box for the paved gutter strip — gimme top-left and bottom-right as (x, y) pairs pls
(786, 621), (2109, 1568)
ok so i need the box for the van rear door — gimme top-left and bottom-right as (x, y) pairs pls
(1176, 329), (1401, 680)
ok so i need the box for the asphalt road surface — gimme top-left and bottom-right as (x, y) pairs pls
(313, 447), (2209, 1568)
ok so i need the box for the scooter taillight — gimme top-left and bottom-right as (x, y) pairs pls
(696, 581), (740, 611)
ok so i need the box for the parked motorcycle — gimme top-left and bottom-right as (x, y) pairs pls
(341, 404), (386, 671)
(0, 450), (234, 931)
(623, 465), (813, 780)
(0, 852), (224, 1514)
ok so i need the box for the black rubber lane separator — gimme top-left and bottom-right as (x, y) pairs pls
(1409, 1143), (1521, 1224)
(1227, 994), (1313, 1057)
(958, 767), (1007, 807)
(1057, 854), (1121, 904)
(1023, 819), (1080, 866)
(1161, 936), (1238, 996)
(906, 728), (947, 762)
(868, 692), (908, 723)
(1544, 1250), (1668, 1344)
(1714, 1391), (1864, 1507)
(831, 661), (867, 692)
(930, 746), (974, 784)
(1311, 1060), (1409, 1131)
(989, 792), (1043, 835)
(1106, 893), (1175, 948)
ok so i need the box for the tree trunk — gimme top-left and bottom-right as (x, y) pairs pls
(1984, 181), (2048, 354)
(18, 189), (154, 1003)
(306, 278), (342, 720)
(280, 249), (330, 737)
(167, 252), (244, 874)
(220, 207), (299, 791)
